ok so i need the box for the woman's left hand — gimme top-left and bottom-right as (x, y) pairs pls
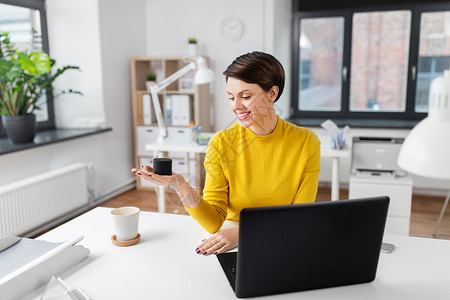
(195, 227), (239, 256)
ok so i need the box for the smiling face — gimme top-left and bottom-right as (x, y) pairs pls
(227, 77), (279, 135)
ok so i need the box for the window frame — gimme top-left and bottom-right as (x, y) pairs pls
(291, 1), (450, 127)
(0, 0), (55, 135)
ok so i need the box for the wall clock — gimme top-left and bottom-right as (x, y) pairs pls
(220, 16), (244, 41)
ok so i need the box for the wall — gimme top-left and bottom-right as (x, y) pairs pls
(272, 0), (293, 120)
(144, 0), (292, 131)
(47, 0), (105, 128)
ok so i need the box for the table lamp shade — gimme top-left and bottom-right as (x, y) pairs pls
(194, 57), (214, 85)
(397, 69), (450, 180)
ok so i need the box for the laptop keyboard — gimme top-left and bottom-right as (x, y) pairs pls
(217, 252), (238, 290)
(228, 267), (237, 281)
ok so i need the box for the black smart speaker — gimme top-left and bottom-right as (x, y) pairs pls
(152, 158), (172, 175)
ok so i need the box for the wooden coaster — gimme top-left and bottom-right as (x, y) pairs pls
(111, 233), (141, 247)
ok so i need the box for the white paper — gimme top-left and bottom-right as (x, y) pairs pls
(321, 119), (350, 149)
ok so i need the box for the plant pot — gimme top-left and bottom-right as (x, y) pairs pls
(146, 81), (157, 91)
(188, 44), (198, 56)
(1, 114), (37, 144)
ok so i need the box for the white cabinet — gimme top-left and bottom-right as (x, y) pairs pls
(166, 127), (195, 159)
(349, 173), (412, 236)
(136, 126), (158, 157)
(136, 126), (195, 159)
(139, 157), (156, 189)
(172, 158), (197, 187)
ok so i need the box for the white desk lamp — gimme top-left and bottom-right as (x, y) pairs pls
(149, 56), (214, 144)
(397, 68), (450, 236)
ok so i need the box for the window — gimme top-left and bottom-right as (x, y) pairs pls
(0, 0), (53, 136)
(299, 17), (344, 111)
(350, 11), (411, 113)
(415, 11), (450, 112)
(291, 1), (450, 127)
(416, 56), (450, 112)
(300, 61), (311, 90)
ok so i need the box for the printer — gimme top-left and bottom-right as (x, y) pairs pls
(351, 136), (406, 177)
(349, 136), (412, 236)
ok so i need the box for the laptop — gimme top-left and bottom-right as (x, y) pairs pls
(217, 196), (389, 298)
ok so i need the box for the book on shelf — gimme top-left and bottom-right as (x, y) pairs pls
(165, 94), (173, 125)
(142, 93), (153, 124)
(170, 94), (191, 126)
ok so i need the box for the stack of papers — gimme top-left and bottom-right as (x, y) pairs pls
(321, 119), (350, 150)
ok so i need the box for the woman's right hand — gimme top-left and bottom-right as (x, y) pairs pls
(131, 165), (184, 188)
(131, 165), (201, 208)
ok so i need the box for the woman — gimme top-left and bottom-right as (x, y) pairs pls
(132, 51), (321, 256)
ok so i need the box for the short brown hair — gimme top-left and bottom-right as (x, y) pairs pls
(223, 51), (285, 102)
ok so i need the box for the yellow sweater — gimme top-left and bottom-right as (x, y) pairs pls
(186, 117), (321, 233)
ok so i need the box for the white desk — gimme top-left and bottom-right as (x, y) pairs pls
(145, 139), (349, 212)
(25, 207), (450, 299)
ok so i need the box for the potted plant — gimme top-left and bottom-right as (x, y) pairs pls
(145, 72), (157, 91)
(0, 32), (80, 144)
(188, 37), (198, 56)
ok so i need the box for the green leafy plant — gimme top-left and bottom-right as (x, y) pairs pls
(146, 72), (157, 81)
(188, 37), (197, 44)
(0, 32), (81, 116)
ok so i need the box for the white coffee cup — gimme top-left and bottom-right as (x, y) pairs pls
(111, 206), (140, 242)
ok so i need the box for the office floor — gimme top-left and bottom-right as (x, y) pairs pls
(100, 187), (450, 240)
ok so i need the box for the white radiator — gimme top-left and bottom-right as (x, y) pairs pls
(0, 163), (89, 237)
